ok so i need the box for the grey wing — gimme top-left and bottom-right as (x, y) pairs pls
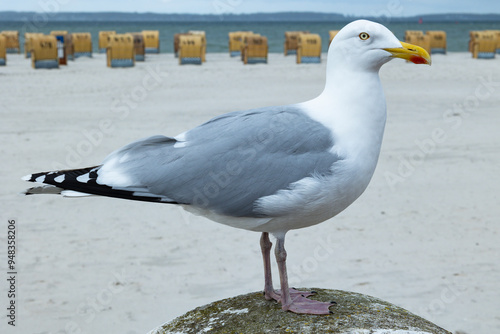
(96, 105), (340, 217)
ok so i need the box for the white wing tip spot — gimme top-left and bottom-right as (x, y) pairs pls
(54, 175), (65, 183)
(35, 175), (46, 183)
(77, 173), (91, 183)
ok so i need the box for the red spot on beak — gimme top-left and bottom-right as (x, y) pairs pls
(409, 55), (428, 64)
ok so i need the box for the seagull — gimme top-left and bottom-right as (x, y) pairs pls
(22, 20), (430, 315)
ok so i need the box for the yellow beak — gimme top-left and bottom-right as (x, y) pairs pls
(384, 42), (431, 65)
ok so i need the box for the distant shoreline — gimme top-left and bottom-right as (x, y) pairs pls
(1, 11), (500, 23)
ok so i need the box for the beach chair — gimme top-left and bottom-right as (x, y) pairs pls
(240, 32), (258, 62)
(1, 31), (20, 54)
(72, 33), (92, 58)
(1, 31), (19, 54)
(329, 30), (339, 44)
(405, 30), (424, 42)
(174, 33), (189, 58)
(426, 31), (447, 54)
(284, 31), (308, 55)
(24, 33), (44, 58)
(31, 35), (59, 69)
(0, 35), (6, 66)
(471, 31), (497, 59)
(178, 35), (203, 65)
(106, 34), (135, 68)
(99, 31), (116, 53)
(188, 31), (207, 62)
(406, 33), (431, 54)
(243, 35), (268, 64)
(297, 33), (322, 64)
(228, 32), (240, 57)
(229, 31), (251, 57)
(128, 33), (145, 61)
(142, 30), (160, 53)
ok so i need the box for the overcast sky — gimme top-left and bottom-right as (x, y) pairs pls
(3, 0), (500, 16)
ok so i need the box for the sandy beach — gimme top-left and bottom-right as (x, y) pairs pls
(1, 51), (499, 334)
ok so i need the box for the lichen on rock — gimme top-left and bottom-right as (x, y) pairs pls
(149, 288), (452, 334)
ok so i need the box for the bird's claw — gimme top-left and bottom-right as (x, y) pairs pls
(285, 293), (335, 315)
(264, 288), (335, 315)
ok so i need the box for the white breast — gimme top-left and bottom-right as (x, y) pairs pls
(250, 73), (388, 234)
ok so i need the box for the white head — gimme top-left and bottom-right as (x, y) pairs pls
(328, 20), (431, 73)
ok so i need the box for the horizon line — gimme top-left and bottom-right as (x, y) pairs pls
(0, 10), (499, 17)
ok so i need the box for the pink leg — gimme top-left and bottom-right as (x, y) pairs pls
(261, 232), (315, 302)
(274, 235), (334, 315)
(260, 232), (280, 301)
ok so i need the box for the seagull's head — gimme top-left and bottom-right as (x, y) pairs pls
(329, 20), (431, 72)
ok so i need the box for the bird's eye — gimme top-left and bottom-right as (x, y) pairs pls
(359, 32), (370, 40)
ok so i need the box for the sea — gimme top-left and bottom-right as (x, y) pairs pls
(1, 20), (500, 53)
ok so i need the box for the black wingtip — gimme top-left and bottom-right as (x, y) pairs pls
(21, 166), (180, 204)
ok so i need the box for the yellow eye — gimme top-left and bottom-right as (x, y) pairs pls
(359, 32), (370, 40)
